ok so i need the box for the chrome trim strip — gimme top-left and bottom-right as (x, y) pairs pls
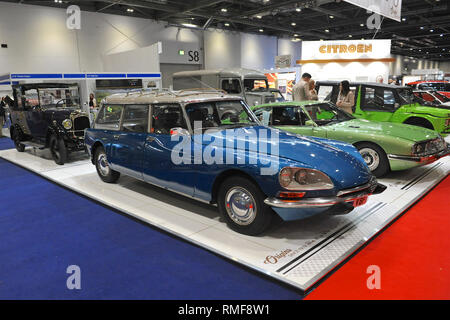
(388, 147), (450, 162)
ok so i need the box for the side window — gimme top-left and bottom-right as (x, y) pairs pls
(272, 107), (301, 125)
(254, 107), (271, 126)
(221, 79), (241, 94)
(95, 104), (123, 131)
(362, 87), (396, 111)
(317, 85), (334, 101)
(121, 105), (149, 133)
(151, 104), (187, 135)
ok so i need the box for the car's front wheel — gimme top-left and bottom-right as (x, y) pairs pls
(49, 135), (67, 165)
(217, 176), (273, 236)
(94, 146), (120, 183)
(356, 142), (389, 177)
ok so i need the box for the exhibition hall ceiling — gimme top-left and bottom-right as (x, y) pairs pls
(2, 0), (449, 61)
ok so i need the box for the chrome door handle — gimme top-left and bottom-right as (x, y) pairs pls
(146, 136), (156, 142)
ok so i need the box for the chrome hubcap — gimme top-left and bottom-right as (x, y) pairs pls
(98, 153), (110, 176)
(225, 187), (257, 226)
(359, 147), (380, 171)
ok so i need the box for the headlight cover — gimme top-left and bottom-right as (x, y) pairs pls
(279, 167), (334, 190)
(62, 119), (72, 130)
(413, 137), (446, 156)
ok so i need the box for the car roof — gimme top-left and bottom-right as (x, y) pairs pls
(407, 80), (449, 85)
(256, 101), (323, 108)
(316, 80), (409, 90)
(103, 89), (243, 105)
(173, 68), (267, 79)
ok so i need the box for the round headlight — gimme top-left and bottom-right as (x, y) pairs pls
(62, 119), (72, 130)
(279, 168), (293, 188)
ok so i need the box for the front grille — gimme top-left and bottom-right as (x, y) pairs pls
(73, 116), (90, 136)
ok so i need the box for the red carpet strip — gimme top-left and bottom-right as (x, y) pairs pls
(305, 175), (450, 300)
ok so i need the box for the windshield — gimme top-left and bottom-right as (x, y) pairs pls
(304, 103), (354, 125)
(38, 87), (80, 108)
(185, 100), (259, 132)
(243, 79), (269, 92)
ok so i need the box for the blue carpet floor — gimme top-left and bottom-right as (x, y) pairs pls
(0, 144), (302, 299)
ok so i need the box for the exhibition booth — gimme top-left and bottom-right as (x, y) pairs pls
(298, 39), (394, 83)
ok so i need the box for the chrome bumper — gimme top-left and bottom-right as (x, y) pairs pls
(264, 178), (386, 209)
(388, 146), (450, 163)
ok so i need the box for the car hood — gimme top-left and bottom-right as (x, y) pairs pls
(330, 119), (439, 142)
(200, 125), (372, 189)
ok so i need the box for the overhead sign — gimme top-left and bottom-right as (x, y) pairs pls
(300, 39), (391, 63)
(275, 55), (292, 69)
(344, 0), (402, 22)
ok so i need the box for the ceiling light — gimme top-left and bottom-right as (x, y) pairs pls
(360, 23), (364, 27)
(294, 33), (299, 37)
(291, 22), (296, 26)
(127, 8), (134, 12)
(291, 38), (301, 42)
(402, 18), (406, 21)
(296, 8), (302, 12)
(182, 23), (198, 28)
(259, 29), (264, 32)
(329, 15), (334, 19)
(256, 15), (262, 19)
(221, 8), (227, 13)
(420, 26), (424, 30)
(361, 38), (365, 40)
(348, 35), (352, 38)
(324, 29), (329, 32)
(224, 23), (230, 27)
(430, 29), (434, 32)
(440, 34), (444, 37)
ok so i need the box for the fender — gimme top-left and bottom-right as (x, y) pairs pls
(45, 123), (66, 147)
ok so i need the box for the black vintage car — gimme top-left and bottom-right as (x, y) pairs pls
(9, 83), (90, 165)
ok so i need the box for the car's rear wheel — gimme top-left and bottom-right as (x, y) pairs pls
(356, 142), (389, 177)
(11, 128), (25, 152)
(95, 146), (120, 183)
(49, 134), (67, 165)
(217, 176), (273, 236)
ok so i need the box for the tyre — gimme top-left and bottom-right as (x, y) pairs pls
(356, 142), (389, 177)
(94, 146), (120, 183)
(49, 134), (67, 165)
(11, 128), (25, 152)
(217, 176), (273, 236)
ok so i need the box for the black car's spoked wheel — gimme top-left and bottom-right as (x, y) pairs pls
(50, 135), (67, 165)
(12, 130), (25, 152)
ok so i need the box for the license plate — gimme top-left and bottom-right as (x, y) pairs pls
(352, 195), (368, 207)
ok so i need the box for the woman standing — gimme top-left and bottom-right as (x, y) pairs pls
(336, 80), (354, 114)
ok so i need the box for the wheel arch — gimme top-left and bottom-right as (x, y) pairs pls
(210, 169), (262, 204)
(90, 141), (105, 164)
(403, 116), (434, 130)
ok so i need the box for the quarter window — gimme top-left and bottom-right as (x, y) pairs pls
(362, 87), (396, 111)
(121, 105), (149, 133)
(96, 104), (123, 130)
(221, 79), (242, 94)
(151, 104), (187, 135)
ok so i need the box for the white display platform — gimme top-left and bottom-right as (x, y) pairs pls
(0, 146), (449, 292)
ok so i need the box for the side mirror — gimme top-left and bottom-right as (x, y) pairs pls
(170, 127), (190, 137)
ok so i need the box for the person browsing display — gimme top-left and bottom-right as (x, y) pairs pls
(336, 80), (355, 114)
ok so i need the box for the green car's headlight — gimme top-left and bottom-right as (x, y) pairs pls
(62, 119), (72, 130)
(279, 167), (334, 190)
(413, 137), (446, 155)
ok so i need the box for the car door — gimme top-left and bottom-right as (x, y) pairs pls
(110, 104), (149, 180)
(24, 89), (46, 138)
(142, 103), (195, 197)
(355, 85), (396, 122)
